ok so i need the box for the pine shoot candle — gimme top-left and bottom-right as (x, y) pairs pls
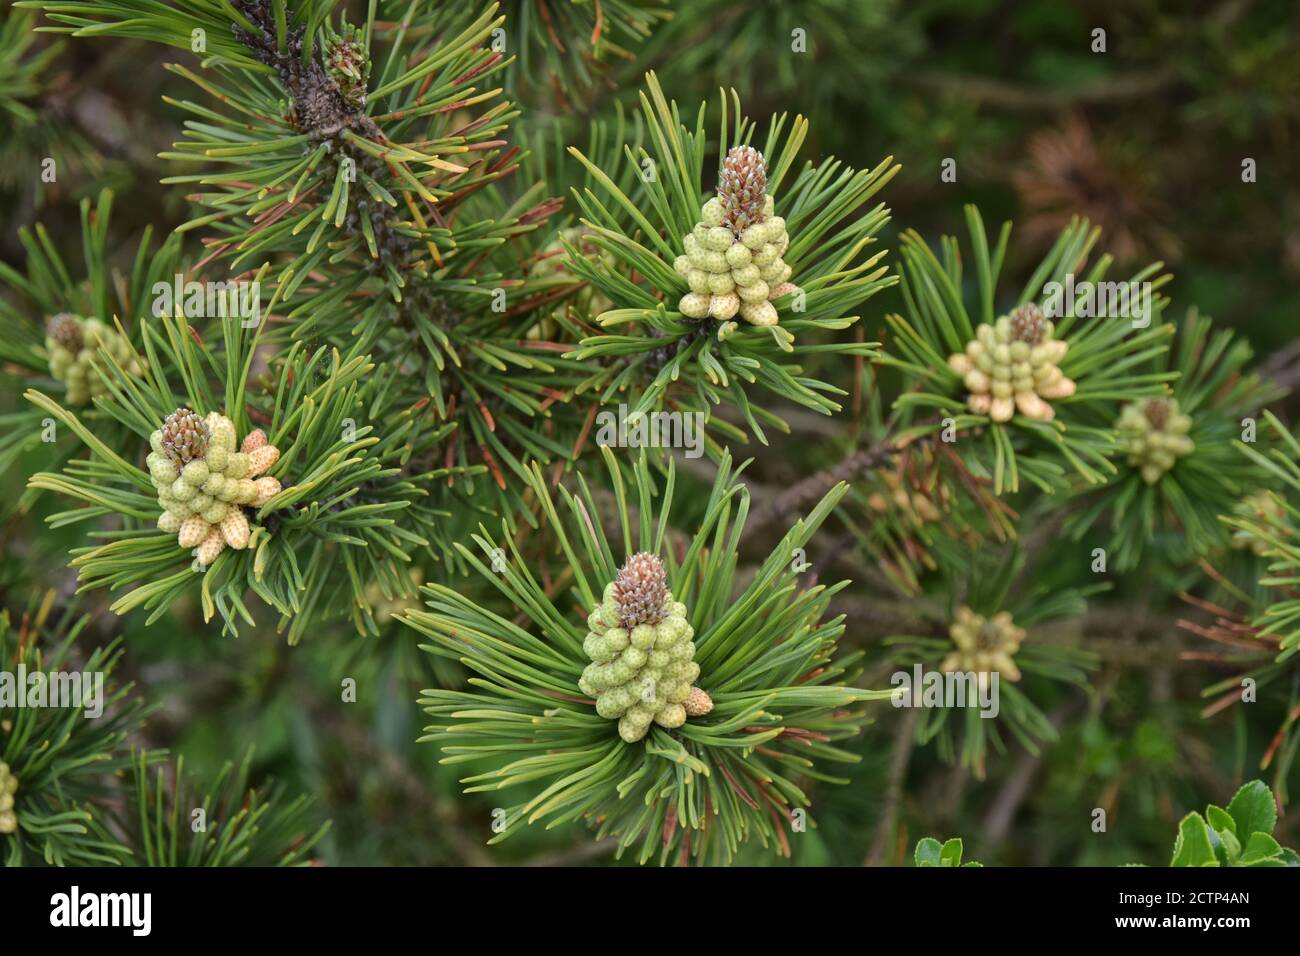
(674, 146), (802, 331)
(579, 552), (713, 742)
(1117, 397), (1194, 483)
(941, 606), (1025, 681)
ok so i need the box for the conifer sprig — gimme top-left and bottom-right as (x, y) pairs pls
(884, 544), (1098, 776)
(23, 1), (520, 303)
(24, 311), (465, 638)
(882, 206), (1176, 494)
(1180, 565), (1300, 804)
(0, 591), (329, 866)
(1224, 411), (1300, 664)
(1063, 310), (1285, 570)
(268, 185), (594, 530)
(122, 749), (328, 866)
(563, 72), (897, 445)
(405, 448), (891, 864)
(0, 7), (120, 199)
(491, 0), (671, 100)
(0, 594), (150, 866)
(0, 191), (181, 485)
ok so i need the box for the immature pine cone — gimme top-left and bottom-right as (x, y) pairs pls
(159, 407), (210, 472)
(1116, 397), (1194, 484)
(580, 554), (710, 742)
(47, 313), (83, 352)
(0, 761), (17, 834)
(1009, 302), (1047, 344)
(717, 146), (768, 236)
(674, 148), (801, 329)
(946, 303), (1076, 422)
(941, 606), (1025, 682)
(614, 551), (668, 628)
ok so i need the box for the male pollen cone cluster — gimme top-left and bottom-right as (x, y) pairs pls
(942, 606), (1025, 682)
(579, 552), (714, 743)
(1117, 397), (1194, 484)
(147, 408), (282, 566)
(0, 761), (17, 834)
(947, 303), (1076, 422)
(45, 313), (142, 406)
(675, 146), (801, 331)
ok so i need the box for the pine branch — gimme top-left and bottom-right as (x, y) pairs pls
(228, 0), (382, 140)
(563, 71), (896, 442)
(905, 68), (1180, 112)
(748, 435), (899, 531)
(405, 448), (892, 864)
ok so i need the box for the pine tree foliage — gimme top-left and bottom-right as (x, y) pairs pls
(564, 72), (897, 445)
(0, 8), (57, 129)
(0, 591), (327, 866)
(0, 7), (121, 202)
(491, 0), (670, 100)
(882, 207), (1176, 494)
(885, 544), (1097, 777)
(3, 0), (1299, 869)
(0, 191), (181, 484)
(1064, 310), (1285, 570)
(26, 316), (443, 639)
(405, 449), (891, 864)
(0, 594), (148, 865)
(641, 0), (914, 108)
(26, 2), (518, 300)
(1177, 411), (1300, 801)
(21, 1), (636, 536)
(1229, 411), (1300, 662)
(123, 749), (328, 866)
(824, 387), (1018, 596)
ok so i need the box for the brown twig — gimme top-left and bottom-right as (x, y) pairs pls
(904, 68), (1180, 112)
(747, 437), (899, 531)
(865, 705), (921, 866)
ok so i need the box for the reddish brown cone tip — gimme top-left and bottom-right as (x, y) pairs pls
(718, 145), (769, 236)
(1010, 303), (1047, 344)
(161, 407), (209, 468)
(614, 551), (668, 628)
(1143, 398), (1171, 429)
(47, 313), (83, 352)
